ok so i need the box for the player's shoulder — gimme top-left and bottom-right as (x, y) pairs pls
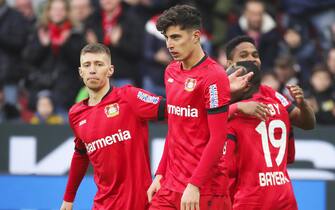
(69, 101), (86, 115)
(259, 85), (275, 95)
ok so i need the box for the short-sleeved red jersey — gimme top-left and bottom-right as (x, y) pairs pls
(226, 92), (298, 210)
(65, 85), (164, 210)
(163, 56), (231, 195)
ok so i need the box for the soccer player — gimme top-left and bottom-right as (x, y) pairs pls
(224, 35), (315, 130)
(223, 36), (315, 205)
(60, 43), (165, 210)
(148, 5), (252, 210)
(224, 61), (298, 210)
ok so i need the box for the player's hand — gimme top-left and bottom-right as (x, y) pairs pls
(180, 183), (200, 210)
(60, 201), (73, 210)
(38, 28), (50, 46)
(237, 101), (270, 121)
(287, 85), (305, 107)
(228, 68), (254, 94)
(147, 174), (163, 203)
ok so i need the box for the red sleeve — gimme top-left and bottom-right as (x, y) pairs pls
(63, 138), (89, 202)
(203, 67), (230, 110)
(287, 128), (295, 164)
(189, 111), (229, 187)
(262, 85), (295, 113)
(125, 86), (166, 120)
(189, 66), (230, 187)
(155, 138), (169, 176)
(225, 124), (238, 203)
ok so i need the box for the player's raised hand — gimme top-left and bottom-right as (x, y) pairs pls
(237, 101), (270, 121)
(287, 85), (304, 107)
(60, 201), (73, 210)
(228, 68), (254, 93)
(147, 175), (163, 203)
(181, 183), (200, 210)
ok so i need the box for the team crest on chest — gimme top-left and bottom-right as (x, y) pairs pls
(104, 103), (119, 118)
(184, 78), (197, 92)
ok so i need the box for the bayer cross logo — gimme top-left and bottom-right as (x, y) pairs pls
(104, 103), (119, 118)
(184, 78), (197, 92)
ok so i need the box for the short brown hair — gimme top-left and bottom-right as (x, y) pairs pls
(80, 43), (111, 58)
(156, 4), (202, 34)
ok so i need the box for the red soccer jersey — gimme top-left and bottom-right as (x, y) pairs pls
(163, 56), (231, 195)
(64, 85), (165, 210)
(226, 92), (298, 210)
(259, 85), (296, 113)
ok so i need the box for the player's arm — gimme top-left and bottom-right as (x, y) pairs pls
(287, 85), (316, 130)
(229, 101), (270, 121)
(181, 70), (230, 210)
(62, 137), (89, 208)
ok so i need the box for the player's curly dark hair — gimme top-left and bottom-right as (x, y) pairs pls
(224, 35), (255, 60)
(156, 4), (202, 34)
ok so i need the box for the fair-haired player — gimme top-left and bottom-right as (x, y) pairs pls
(60, 43), (165, 210)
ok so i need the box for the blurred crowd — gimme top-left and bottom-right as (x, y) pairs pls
(0, 0), (335, 125)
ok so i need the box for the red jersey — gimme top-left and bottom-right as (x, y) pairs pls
(163, 56), (231, 195)
(259, 85), (295, 113)
(226, 92), (298, 210)
(63, 85), (165, 210)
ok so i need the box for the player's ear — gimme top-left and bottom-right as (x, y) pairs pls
(107, 65), (114, 78)
(78, 67), (83, 78)
(192, 30), (201, 44)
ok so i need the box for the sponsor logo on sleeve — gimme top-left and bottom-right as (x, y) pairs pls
(275, 92), (289, 107)
(184, 78), (197, 92)
(105, 103), (119, 118)
(209, 84), (219, 108)
(137, 91), (159, 104)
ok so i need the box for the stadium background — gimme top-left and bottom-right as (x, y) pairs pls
(0, 0), (335, 209)
(0, 123), (334, 210)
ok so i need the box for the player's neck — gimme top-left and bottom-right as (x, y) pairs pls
(182, 46), (205, 70)
(87, 84), (111, 106)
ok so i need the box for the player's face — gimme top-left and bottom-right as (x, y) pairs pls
(79, 52), (114, 91)
(164, 25), (200, 61)
(228, 42), (261, 68)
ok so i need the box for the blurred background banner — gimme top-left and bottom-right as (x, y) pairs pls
(0, 123), (335, 209)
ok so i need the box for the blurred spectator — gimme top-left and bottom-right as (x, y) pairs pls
(327, 47), (335, 79)
(278, 23), (318, 88)
(30, 90), (64, 124)
(211, 0), (233, 50)
(141, 14), (171, 96)
(70, 0), (92, 25)
(14, 0), (36, 24)
(305, 64), (335, 124)
(281, 0), (335, 53)
(261, 71), (280, 92)
(0, 0), (28, 105)
(23, 0), (85, 111)
(85, 0), (143, 87)
(216, 46), (227, 67)
(226, 0), (281, 71)
(274, 55), (300, 100)
(0, 82), (21, 123)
